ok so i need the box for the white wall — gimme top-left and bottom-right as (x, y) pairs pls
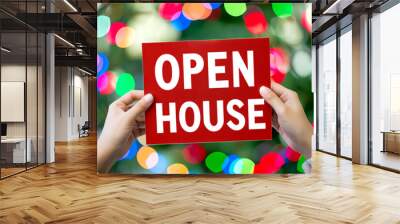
(1, 64), (46, 163)
(54, 67), (89, 141)
(1, 65), (37, 137)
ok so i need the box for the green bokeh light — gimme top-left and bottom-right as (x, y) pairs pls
(272, 3), (293, 18)
(116, 73), (136, 96)
(296, 155), (306, 173)
(233, 158), (255, 174)
(97, 15), (111, 38)
(224, 3), (247, 17)
(205, 152), (227, 173)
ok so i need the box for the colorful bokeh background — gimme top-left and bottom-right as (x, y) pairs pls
(97, 3), (312, 174)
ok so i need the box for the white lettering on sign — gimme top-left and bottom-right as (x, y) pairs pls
(155, 99), (265, 133)
(154, 50), (255, 90)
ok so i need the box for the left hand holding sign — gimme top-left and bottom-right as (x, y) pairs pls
(97, 90), (153, 173)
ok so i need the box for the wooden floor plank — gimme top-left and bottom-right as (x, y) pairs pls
(0, 135), (400, 223)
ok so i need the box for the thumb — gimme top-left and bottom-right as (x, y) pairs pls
(125, 93), (154, 124)
(259, 86), (285, 114)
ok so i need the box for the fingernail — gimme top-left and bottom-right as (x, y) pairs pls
(259, 86), (270, 96)
(143, 93), (154, 103)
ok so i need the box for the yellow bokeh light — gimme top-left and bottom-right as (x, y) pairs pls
(167, 163), (189, 174)
(137, 146), (158, 169)
(115, 27), (135, 48)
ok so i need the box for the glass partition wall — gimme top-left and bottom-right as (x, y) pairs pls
(317, 35), (337, 155)
(370, 3), (400, 172)
(316, 27), (353, 159)
(0, 1), (46, 179)
(339, 28), (352, 159)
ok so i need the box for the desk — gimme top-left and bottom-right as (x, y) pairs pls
(382, 131), (400, 154)
(1, 138), (31, 163)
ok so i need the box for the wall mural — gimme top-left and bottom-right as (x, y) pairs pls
(97, 3), (313, 175)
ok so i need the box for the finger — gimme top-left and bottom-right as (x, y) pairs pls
(138, 122), (145, 129)
(125, 93), (154, 124)
(259, 86), (285, 114)
(271, 81), (298, 103)
(135, 114), (145, 122)
(272, 111), (280, 131)
(133, 122), (145, 129)
(270, 81), (289, 97)
(133, 128), (145, 138)
(115, 90), (144, 107)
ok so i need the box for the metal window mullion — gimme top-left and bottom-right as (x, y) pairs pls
(336, 27), (341, 157)
(0, 17), (2, 179)
(316, 44), (320, 151)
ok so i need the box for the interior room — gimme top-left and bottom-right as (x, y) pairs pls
(0, 0), (400, 223)
(370, 2), (400, 171)
(0, 7), (46, 178)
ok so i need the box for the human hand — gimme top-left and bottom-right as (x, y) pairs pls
(97, 90), (154, 173)
(259, 81), (312, 159)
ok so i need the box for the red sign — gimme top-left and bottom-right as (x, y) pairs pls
(143, 38), (271, 144)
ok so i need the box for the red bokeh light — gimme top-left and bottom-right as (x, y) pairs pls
(285, 146), (301, 162)
(244, 6), (268, 35)
(207, 7), (221, 20)
(270, 48), (289, 83)
(183, 144), (207, 164)
(301, 10), (312, 33)
(97, 71), (116, 95)
(107, 22), (126, 45)
(159, 3), (183, 21)
(254, 152), (285, 174)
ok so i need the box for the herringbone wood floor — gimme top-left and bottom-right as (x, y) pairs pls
(1, 135), (400, 224)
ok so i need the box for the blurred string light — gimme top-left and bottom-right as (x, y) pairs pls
(243, 5), (268, 35)
(222, 154), (239, 174)
(119, 140), (141, 161)
(285, 146), (301, 162)
(97, 71), (116, 95)
(183, 144), (206, 164)
(232, 158), (255, 174)
(137, 146), (159, 169)
(272, 3), (293, 18)
(116, 73), (136, 96)
(301, 5), (312, 33)
(205, 151), (227, 173)
(182, 3), (212, 20)
(270, 48), (289, 83)
(128, 13), (179, 59)
(292, 50), (311, 77)
(210, 3), (222, 9)
(115, 27), (135, 48)
(107, 21), (126, 45)
(171, 13), (191, 31)
(97, 15), (111, 38)
(296, 155), (306, 173)
(277, 19), (303, 46)
(167, 163), (189, 174)
(150, 154), (168, 173)
(224, 3), (247, 17)
(158, 3), (182, 21)
(279, 147), (290, 164)
(254, 152), (285, 174)
(207, 7), (222, 21)
(97, 52), (109, 75)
